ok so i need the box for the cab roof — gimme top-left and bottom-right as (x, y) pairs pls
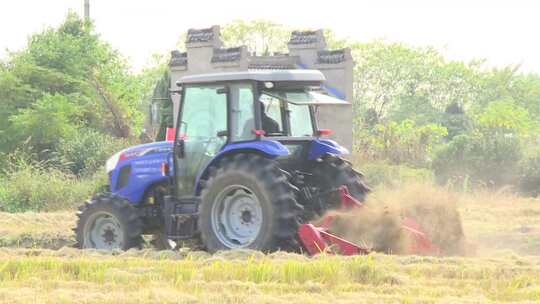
(176, 70), (326, 86)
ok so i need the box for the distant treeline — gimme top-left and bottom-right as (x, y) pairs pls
(1, 15), (539, 212)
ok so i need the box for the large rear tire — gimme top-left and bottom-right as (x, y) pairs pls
(308, 155), (370, 217)
(75, 194), (143, 250)
(199, 153), (300, 252)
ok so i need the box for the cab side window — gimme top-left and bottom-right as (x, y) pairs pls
(259, 93), (284, 135)
(230, 84), (256, 141)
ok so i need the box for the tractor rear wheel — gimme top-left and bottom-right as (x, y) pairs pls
(75, 194), (143, 250)
(308, 155), (370, 217)
(199, 153), (300, 252)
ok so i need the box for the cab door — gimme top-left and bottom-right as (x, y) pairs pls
(175, 85), (228, 197)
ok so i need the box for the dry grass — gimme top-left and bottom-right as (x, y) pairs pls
(1, 248), (540, 303)
(458, 188), (540, 256)
(0, 212), (75, 249)
(1, 183), (540, 303)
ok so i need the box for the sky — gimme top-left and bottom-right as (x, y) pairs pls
(0, 0), (539, 73)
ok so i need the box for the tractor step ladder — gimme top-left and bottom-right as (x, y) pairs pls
(163, 195), (199, 240)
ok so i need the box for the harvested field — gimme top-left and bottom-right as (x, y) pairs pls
(3, 184), (538, 255)
(0, 212), (75, 249)
(1, 248), (540, 303)
(1, 184), (540, 303)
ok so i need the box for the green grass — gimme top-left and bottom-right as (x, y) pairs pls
(0, 165), (105, 212)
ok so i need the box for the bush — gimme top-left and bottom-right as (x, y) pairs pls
(519, 149), (540, 197)
(56, 128), (130, 176)
(432, 132), (522, 188)
(0, 161), (106, 212)
(354, 119), (447, 167)
(352, 158), (433, 188)
(8, 93), (78, 152)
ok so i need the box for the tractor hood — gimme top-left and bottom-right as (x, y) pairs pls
(121, 141), (173, 156)
(106, 141), (173, 173)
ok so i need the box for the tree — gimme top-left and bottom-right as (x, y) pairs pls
(9, 94), (78, 152)
(351, 41), (485, 123)
(0, 12), (159, 155)
(220, 20), (289, 55)
(477, 99), (534, 135)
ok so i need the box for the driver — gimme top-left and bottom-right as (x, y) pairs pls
(259, 102), (279, 134)
(242, 102), (280, 136)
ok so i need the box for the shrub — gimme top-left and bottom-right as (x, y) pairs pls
(8, 93), (78, 152)
(56, 128), (130, 176)
(0, 152), (7, 170)
(432, 131), (522, 188)
(352, 157), (433, 188)
(0, 160), (106, 212)
(354, 119), (447, 167)
(518, 149), (540, 197)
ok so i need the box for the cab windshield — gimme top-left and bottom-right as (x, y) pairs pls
(259, 90), (314, 137)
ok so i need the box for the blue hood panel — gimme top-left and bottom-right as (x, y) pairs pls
(110, 141), (173, 204)
(122, 141), (173, 156)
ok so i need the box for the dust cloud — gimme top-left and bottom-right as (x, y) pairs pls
(316, 183), (467, 256)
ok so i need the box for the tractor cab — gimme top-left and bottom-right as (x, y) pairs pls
(173, 70), (350, 197)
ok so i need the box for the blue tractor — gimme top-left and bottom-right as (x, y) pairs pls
(75, 70), (370, 252)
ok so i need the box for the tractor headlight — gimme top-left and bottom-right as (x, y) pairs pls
(106, 151), (123, 173)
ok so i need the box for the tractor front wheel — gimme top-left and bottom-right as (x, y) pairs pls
(199, 153), (300, 252)
(75, 194), (143, 250)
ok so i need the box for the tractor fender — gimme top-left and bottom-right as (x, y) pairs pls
(194, 140), (289, 195)
(308, 139), (349, 160)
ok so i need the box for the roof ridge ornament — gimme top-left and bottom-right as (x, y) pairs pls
(317, 48), (352, 64)
(288, 29), (327, 49)
(186, 25), (221, 48)
(211, 47), (244, 63)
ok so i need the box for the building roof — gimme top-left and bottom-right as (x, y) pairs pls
(288, 30), (323, 45)
(317, 49), (347, 64)
(211, 47), (243, 63)
(186, 27), (215, 43)
(177, 70), (326, 85)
